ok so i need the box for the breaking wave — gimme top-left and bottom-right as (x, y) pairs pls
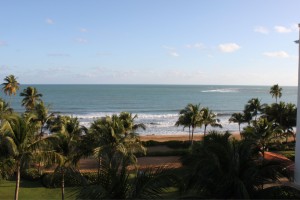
(201, 88), (239, 93)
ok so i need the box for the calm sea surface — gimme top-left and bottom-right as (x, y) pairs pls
(4, 85), (298, 135)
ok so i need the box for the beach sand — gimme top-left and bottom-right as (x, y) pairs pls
(139, 132), (241, 142)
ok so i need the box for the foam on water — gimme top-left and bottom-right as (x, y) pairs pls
(201, 88), (239, 93)
(71, 111), (239, 135)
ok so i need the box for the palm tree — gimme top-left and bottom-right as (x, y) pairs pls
(0, 98), (13, 119)
(244, 98), (263, 121)
(76, 164), (179, 199)
(32, 101), (54, 139)
(176, 109), (193, 141)
(176, 103), (203, 145)
(229, 112), (245, 134)
(0, 113), (62, 200)
(2, 75), (20, 104)
(181, 131), (284, 199)
(270, 84), (282, 103)
(0, 134), (15, 180)
(263, 102), (297, 142)
(20, 86), (43, 111)
(242, 118), (277, 159)
(89, 114), (146, 181)
(119, 112), (146, 136)
(201, 107), (222, 136)
(49, 116), (87, 200)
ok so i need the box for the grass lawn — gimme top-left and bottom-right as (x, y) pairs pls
(0, 180), (77, 200)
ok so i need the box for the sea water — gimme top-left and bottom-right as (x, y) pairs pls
(4, 85), (297, 135)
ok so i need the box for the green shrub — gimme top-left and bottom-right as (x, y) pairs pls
(21, 168), (41, 181)
(142, 140), (162, 147)
(145, 149), (188, 157)
(41, 169), (87, 188)
(41, 173), (53, 188)
(83, 172), (98, 184)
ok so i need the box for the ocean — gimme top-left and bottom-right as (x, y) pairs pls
(4, 85), (298, 135)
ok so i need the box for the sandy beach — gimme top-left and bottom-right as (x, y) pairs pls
(139, 131), (241, 142)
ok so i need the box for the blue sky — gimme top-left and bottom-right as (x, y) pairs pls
(0, 0), (299, 85)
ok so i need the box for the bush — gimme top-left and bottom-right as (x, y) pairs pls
(41, 173), (53, 188)
(21, 168), (41, 181)
(83, 172), (98, 184)
(146, 149), (188, 157)
(41, 168), (87, 188)
(142, 140), (162, 147)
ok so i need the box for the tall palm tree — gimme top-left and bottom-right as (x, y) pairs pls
(0, 113), (61, 200)
(32, 101), (54, 139)
(201, 107), (222, 136)
(176, 103), (202, 145)
(229, 112), (245, 134)
(270, 84), (282, 103)
(20, 86), (43, 111)
(49, 116), (86, 200)
(90, 114), (146, 179)
(176, 109), (193, 141)
(2, 75), (20, 104)
(244, 98), (263, 121)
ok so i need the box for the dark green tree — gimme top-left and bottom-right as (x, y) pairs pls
(229, 112), (245, 134)
(270, 84), (282, 103)
(20, 86), (43, 111)
(201, 107), (222, 136)
(181, 131), (284, 199)
(176, 103), (203, 145)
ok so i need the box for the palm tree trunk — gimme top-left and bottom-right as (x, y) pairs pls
(188, 126), (191, 141)
(204, 125), (207, 136)
(191, 127), (194, 145)
(37, 126), (43, 174)
(61, 168), (65, 200)
(14, 161), (20, 200)
(97, 156), (101, 183)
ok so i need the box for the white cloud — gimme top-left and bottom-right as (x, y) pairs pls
(76, 38), (88, 43)
(46, 18), (54, 25)
(254, 26), (269, 34)
(263, 51), (290, 58)
(274, 26), (292, 33)
(218, 43), (240, 53)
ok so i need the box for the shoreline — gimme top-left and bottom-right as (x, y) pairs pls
(139, 131), (241, 142)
